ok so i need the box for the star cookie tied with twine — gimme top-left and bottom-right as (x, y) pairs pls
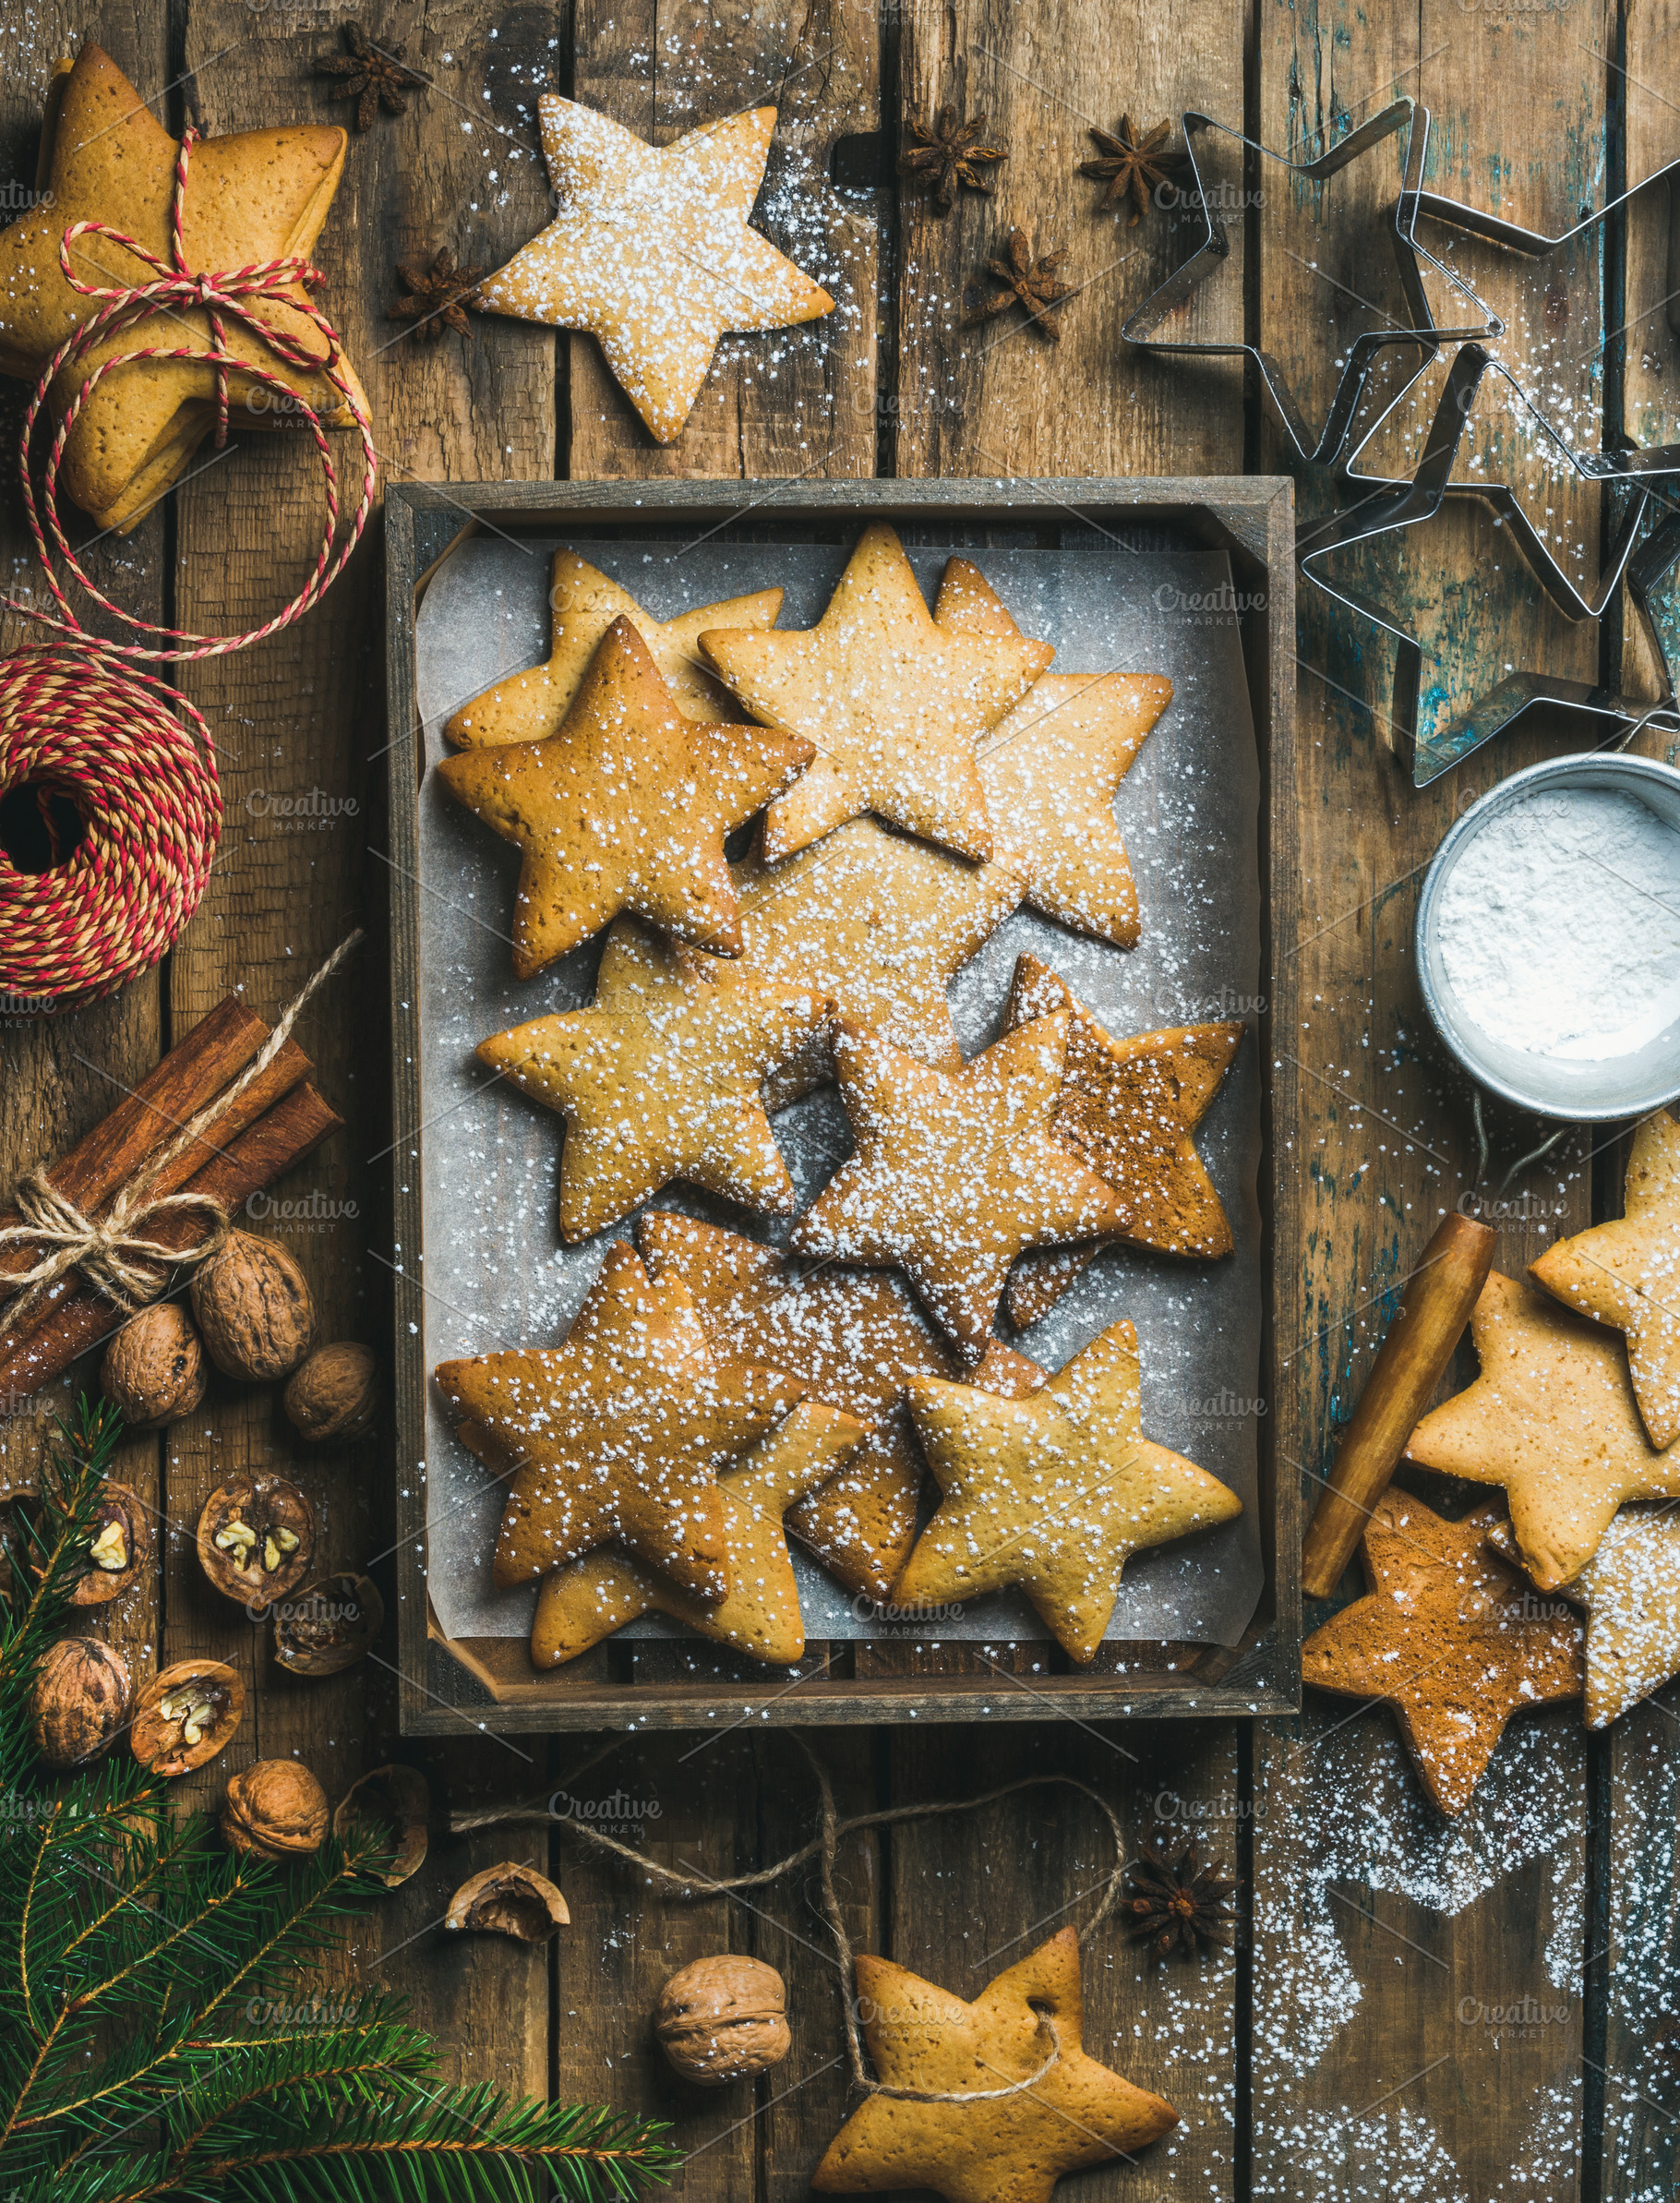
(474, 97), (834, 443)
(790, 1013), (1134, 1361)
(636, 1212), (1046, 1602)
(438, 1242), (807, 1597)
(699, 524), (1054, 863)
(1302, 1492), (1583, 1814)
(434, 616), (812, 975)
(531, 1400), (865, 1667)
(474, 916), (830, 1242)
(891, 1321), (1242, 1661)
(1405, 1272), (1680, 1591)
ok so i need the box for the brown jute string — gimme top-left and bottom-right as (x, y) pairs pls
(0, 930), (364, 1340)
(450, 1736), (1126, 2101)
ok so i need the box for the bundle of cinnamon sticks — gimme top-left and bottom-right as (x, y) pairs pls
(0, 997), (343, 1409)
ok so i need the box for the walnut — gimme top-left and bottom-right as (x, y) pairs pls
(189, 1231), (315, 1382)
(101, 1303), (207, 1427)
(445, 1862), (570, 1942)
(68, 1483), (150, 1607)
(132, 1658), (246, 1776)
(654, 1956), (790, 2086)
(29, 1636), (132, 1768)
(283, 1342), (379, 1443)
(222, 1759), (330, 1860)
(271, 1571), (384, 1677)
(197, 1476), (314, 1609)
(333, 1763), (430, 1887)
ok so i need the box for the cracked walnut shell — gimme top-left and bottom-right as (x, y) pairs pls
(445, 1862), (570, 1942)
(222, 1759), (330, 1860)
(30, 1636), (132, 1768)
(654, 1956), (790, 2086)
(283, 1342), (379, 1443)
(333, 1763), (430, 1887)
(189, 1230), (316, 1382)
(101, 1303), (207, 1428)
(197, 1476), (314, 1609)
(132, 1659), (245, 1776)
(271, 1571), (384, 1677)
(68, 1482), (150, 1607)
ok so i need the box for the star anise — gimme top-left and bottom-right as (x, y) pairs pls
(389, 249), (486, 342)
(898, 103), (1008, 215)
(1078, 114), (1179, 225)
(315, 22), (430, 133)
(962, 228), (1074, 344)
(1123, 1831), (1239, 1960)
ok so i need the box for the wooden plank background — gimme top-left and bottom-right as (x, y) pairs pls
(1, 0), (1675, 2197)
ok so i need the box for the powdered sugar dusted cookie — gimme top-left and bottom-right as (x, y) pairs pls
(474, 99), (833, 443)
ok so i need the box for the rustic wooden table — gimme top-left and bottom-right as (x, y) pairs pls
(3, 3), (1676, 2198)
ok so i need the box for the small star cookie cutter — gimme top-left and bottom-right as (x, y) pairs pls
(1122, 98), (1501, 468)
(1299, 343), (1680, 786)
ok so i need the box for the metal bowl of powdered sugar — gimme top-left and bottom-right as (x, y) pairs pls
(1416, 752), (1680, 1120)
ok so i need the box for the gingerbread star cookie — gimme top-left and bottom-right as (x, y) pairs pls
(436, 1243), (804, 1597)
(812, 1928), (1179, 2203)
(790, 1014), (1133, 1360)
(1530, 1110), (1680, 1448)
(444, 552), (785, 748)
(474, 98), (833, 442)
(532, 1400), (864, 1667)
(477, 919), (829, 1241)
(700, 524), (1054, 863)
(0, 44), (368, 531)
(636, 1212), (1046, 1600)
(729, 818), (1031, 1107)
(1489, 1506), (1680, 1728)
(1405, 1272), (1680, 1590)
(1001, 957), (1243, 1329)
(893, 1321), (1241, 1661)
(434, 616), (812, 974)
(1302, 1493), (1583, 1814)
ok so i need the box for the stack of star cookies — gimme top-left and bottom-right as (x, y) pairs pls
(1303, 1112), (1680, 1812)
(431, 523), (1248, 1667)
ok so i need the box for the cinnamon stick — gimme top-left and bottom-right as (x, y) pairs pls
(1299, 1211), (1496, 1599)
(0, 1080), (344, 1406)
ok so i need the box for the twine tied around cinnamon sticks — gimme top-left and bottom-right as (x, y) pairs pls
(451, 1735), (1130, 2104)
(0, 931), (362, 1344)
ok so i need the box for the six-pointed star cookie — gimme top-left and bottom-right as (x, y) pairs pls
(436, 1242), (804, 1597)
(477, 919), (830, 1241)
(790, 1013), (1134, 1359)
(700, 524), (1054, 862)
(444, 550), (785, 747)
(474, 98), (834, 442)
(1405, 1272), (1680, 1590)
(812, 1927), (1178, 2203)
(893, 1321), (1241, 1659)
(434, 616), (812, 974)
(729, 817), (1031, 1107)
(0, 43), (369, 530)
(1530, 1110), (1680, 1448)
(637, 1212), (1046, 1600)
(1302, 1492), (1583, 1814)
(1002, 956), (1243, 1330)
(1492, 1504), (1680, 1728)
(532, 1399), (864, 1666)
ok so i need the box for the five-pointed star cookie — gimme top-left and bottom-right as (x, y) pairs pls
(1404, 1272), (1680, 1591)
(1302, 1492), (1583, 1814)
(531, 1399), (864, 1667)
(444, 551), (785, 748)
(474, 97), (834, 442)
(476, 919), (830, 1241)
(892, 1321), (1241, 1660)
(636, 1212), (1046, 1601)
(812, 1927), (1179, 2203)
(1491, 1504), (1680, 1729)
(1530, 1110), (1680, 1448)
(0, 44), (368, 531)
(1002, 956), (1243, 1330)
(434, 616), (812, 975)
(700, 524), (1054, 862)
(789, 1013), (1134, 1360)
(436, 1242), (804, 1597)
(728, 816), (1031, 1107)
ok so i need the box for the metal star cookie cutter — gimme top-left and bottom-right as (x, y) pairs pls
(1299, 343), (1680, 786)
(1122, 98), (1502, 467)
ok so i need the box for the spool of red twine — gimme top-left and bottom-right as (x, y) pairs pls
(0, 125), (377, 1016)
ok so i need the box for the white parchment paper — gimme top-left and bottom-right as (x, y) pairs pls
(413, 527), (1265, 1648)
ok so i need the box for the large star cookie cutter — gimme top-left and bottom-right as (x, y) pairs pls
(1300, 343), (1680, 785)
(1122, 99), (1501, 467)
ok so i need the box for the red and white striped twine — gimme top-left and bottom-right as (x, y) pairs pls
(0, 125), (378, 1015)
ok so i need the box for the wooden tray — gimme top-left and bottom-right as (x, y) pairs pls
(384, 476), (1300, 1732)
